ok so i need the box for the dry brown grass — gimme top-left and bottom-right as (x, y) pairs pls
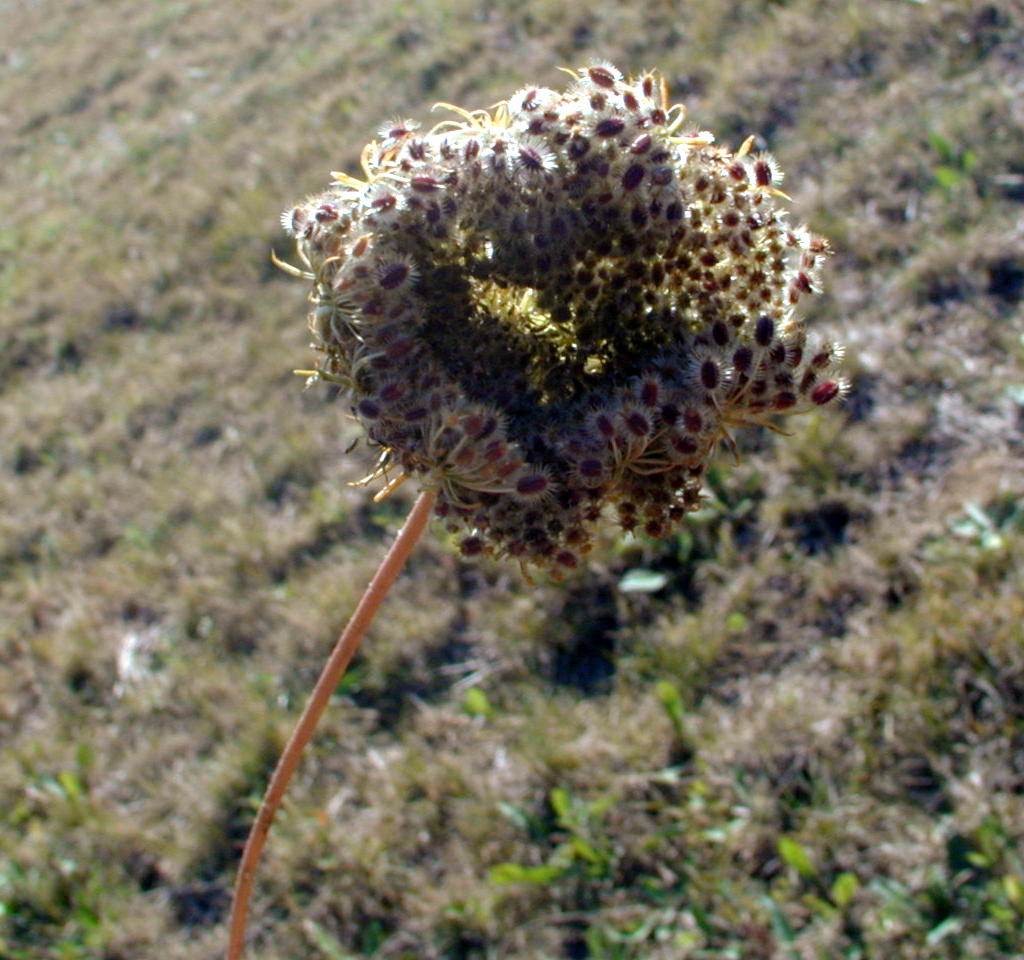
(2, 0), (1023, 958)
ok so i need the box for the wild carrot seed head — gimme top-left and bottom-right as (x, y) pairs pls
(282, 64), (846, 573)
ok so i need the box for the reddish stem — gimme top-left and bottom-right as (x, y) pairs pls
(226, 488), (438, 960)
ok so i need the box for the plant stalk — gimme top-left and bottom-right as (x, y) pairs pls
(226, 487), (438, 960)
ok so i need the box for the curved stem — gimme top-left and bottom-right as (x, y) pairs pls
(226, 488), (438, 960)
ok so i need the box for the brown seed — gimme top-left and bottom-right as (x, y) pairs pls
(810, 348), (833, 369)
(700, 359), (720, 391)
(811, 380), (841, 405)
(644, 519), (665, 538)
(671, 434), (699, 456)
(624, 411), (650, 436)
(315, 202), (339, 222)
(733, 346), (754, 372)
(639, 378), (661, 407)
(595, 117), (625, 137)
(630, 134), (652, 154)
(568, 136), (591, 160)
(379, 382), (406, 403)
(378, 263), (410, 289)
(519, 145), (548, 172)
(588, 65), (618, 88)
(483, 440), (507, 462)
(622, 164), (645, 190)
(651, 166), (674, 186)
(594, 413), (616, 438)
(516, 473), (551, 497)
(385, 338), (415, 361)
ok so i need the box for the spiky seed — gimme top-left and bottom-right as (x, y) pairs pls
(623, 411), (650, 436)
(811, 381), (842, 405)
(379, 263), (411, 289)
(733, 346), (754, 372)
(315, 202), (339, 222)
(620, 164), (644, 190)
(700, 359), (720, 391)
(587, 65), (619, 87)
(595, 117), (625, 137)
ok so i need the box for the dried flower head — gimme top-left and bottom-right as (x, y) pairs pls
(281, 64), (845, 574)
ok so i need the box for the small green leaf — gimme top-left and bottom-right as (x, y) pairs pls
(927, 133), (955, 163)
(778, 836), (815, 879)
(75, 742), (94, 773)
(808, 894), (837, 920)
(57, 770), (83, 800)
(655, 680), (684, 730)
(488, 862), (566, 885)
(549, 787), (571, 820)
(302, 919), (359, 960)
(1002, 874), (1024, 908)
(763, 895), (798, 950)
(618, 568), (668, 593)
(934, 165), (964, 190)
(964, 501), (993, 529)
(496, 802), (530, 833)
(461, 687), (492, 719)
(570, 836), (603, 864)
(967, 850), (991, 869)
(725, 611), (748, 632)
(926, 915), (963, 945)
(831, 871), (859, 908)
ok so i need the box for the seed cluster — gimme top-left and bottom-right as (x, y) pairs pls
(282, 63), (845, 574)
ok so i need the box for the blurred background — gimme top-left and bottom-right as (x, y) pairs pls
(2, 1), (1023, 958)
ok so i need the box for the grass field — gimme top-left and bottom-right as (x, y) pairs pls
(2, 0), (1024, 957)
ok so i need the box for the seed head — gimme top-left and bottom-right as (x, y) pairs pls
(282, 64), (846, 574)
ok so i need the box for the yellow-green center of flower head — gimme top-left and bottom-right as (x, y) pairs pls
(282, 63), (845, 575)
